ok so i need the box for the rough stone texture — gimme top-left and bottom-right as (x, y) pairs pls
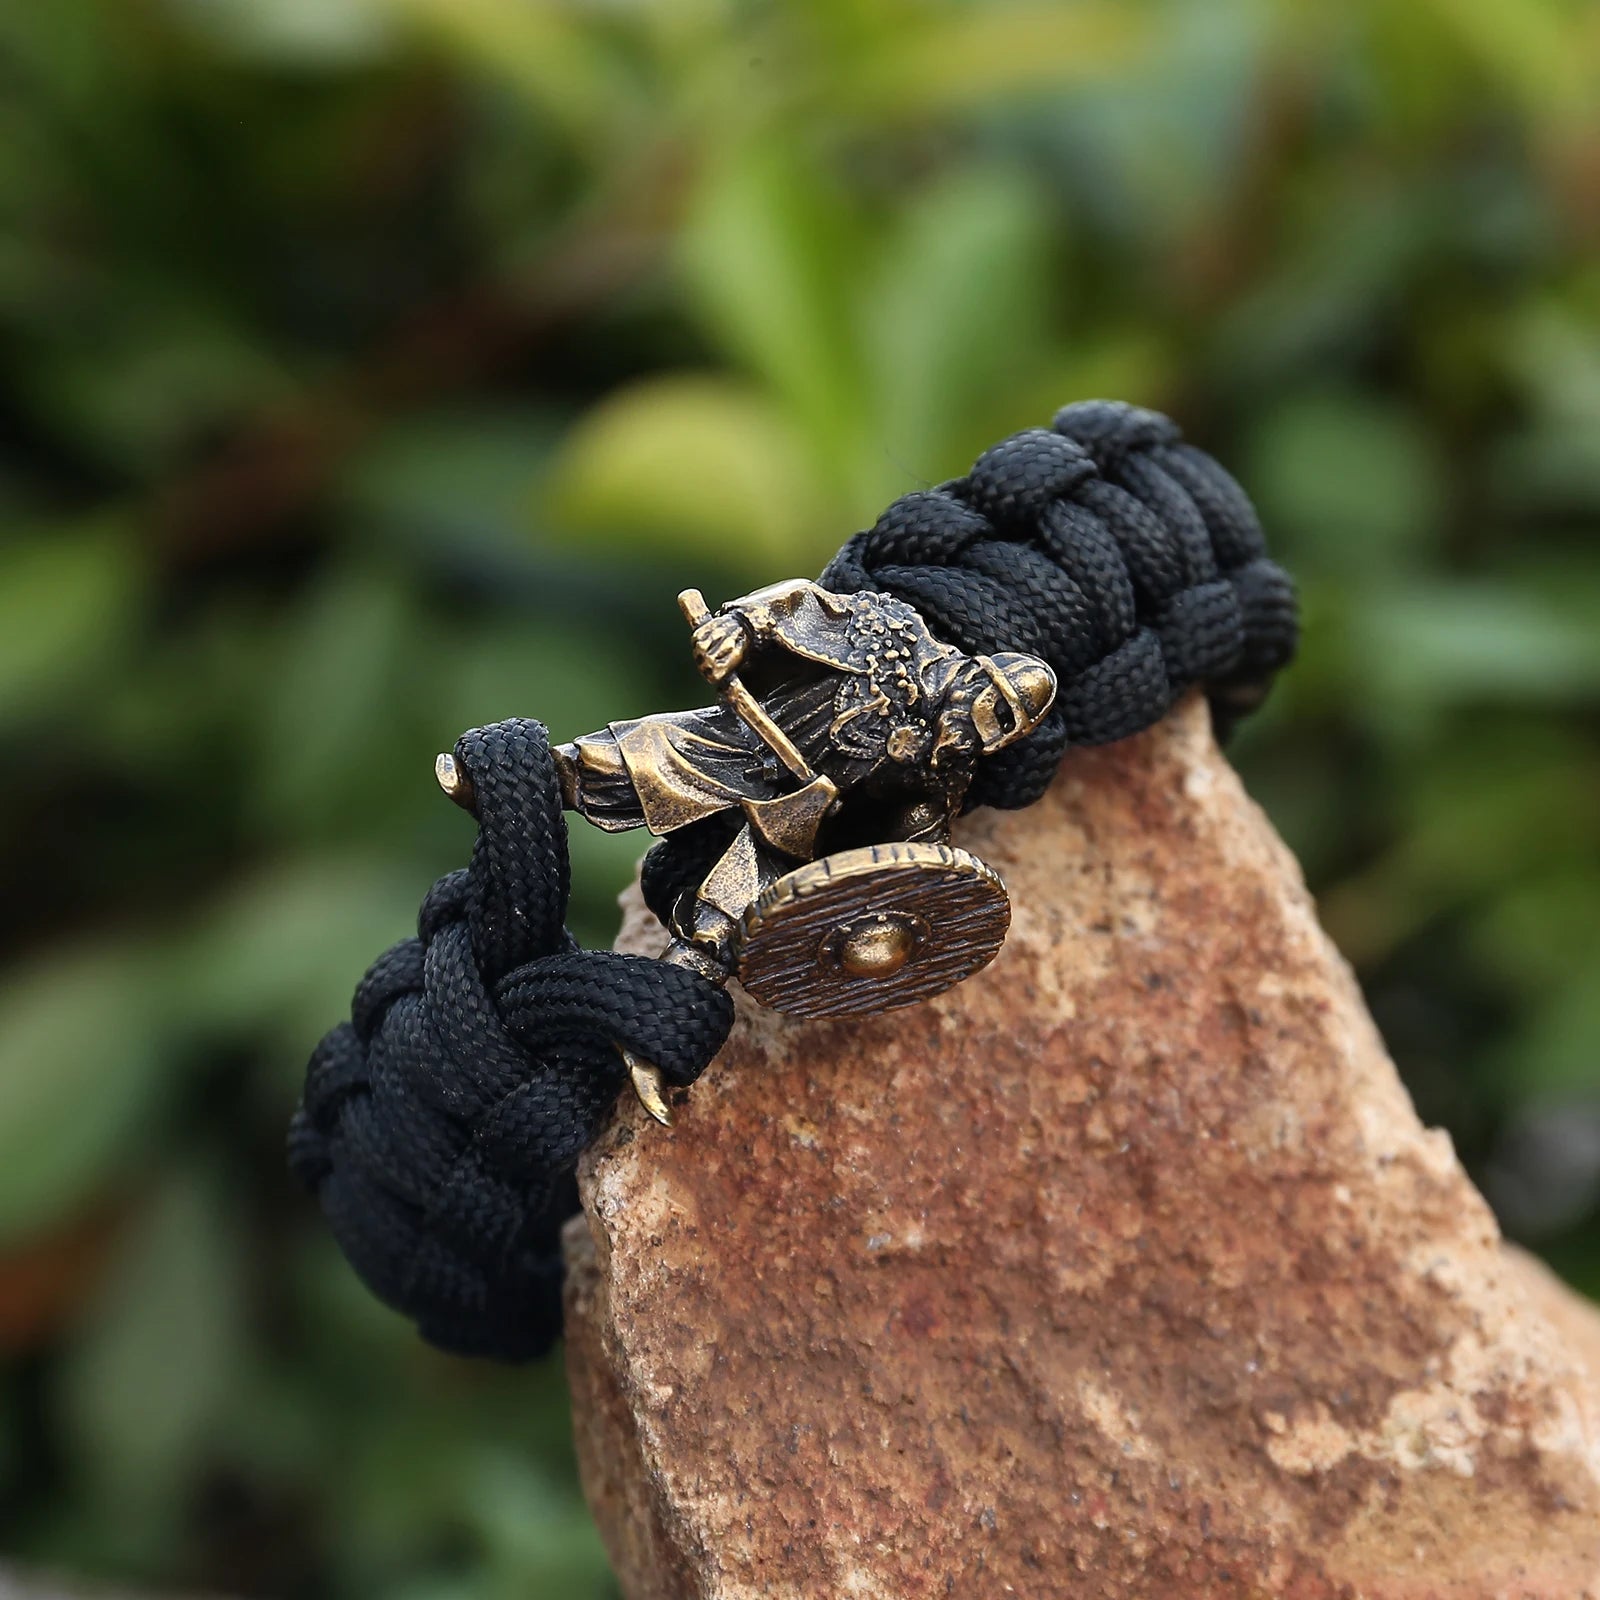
(565, 694), (1600, 1599)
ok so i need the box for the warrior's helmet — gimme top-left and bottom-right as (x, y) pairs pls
(969, 652), (1057, 752)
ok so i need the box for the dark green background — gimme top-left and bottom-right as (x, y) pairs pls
(1, 1), (1597, 1595)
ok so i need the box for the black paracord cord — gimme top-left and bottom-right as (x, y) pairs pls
(289, 400), (1298, 1362)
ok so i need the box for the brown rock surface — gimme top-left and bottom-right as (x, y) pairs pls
(564, 694), (1600, 1598)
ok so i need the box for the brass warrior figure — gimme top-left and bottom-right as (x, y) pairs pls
(552, 579), (1056, 967)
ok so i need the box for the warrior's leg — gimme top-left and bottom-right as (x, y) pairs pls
(624, 831), (784, 1127)
(890, 796), (956, 845)
(678, 823), (788, 967)
(617, 934), (730, 1127)
(620, 875), (753, 1128)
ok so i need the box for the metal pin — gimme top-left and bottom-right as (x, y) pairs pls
(620, 1047), (673, 1127)
(435, 752), (477, 812)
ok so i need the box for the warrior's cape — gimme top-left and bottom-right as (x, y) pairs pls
(562, 581), (963, 836)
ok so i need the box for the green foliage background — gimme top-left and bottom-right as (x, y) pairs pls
(0, 1), (1596, 1594)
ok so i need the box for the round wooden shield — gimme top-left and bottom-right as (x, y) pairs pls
(733, 841), (1011, 1020)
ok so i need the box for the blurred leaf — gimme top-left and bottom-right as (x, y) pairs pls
(164, 0), (397, 65)
(459, 1447), (610, 1594)
(432, 615), (648, 756)
(1500, 299), (1600, 426)
(1017, 332), (1174, 440)
(1492, 299), (1600, 510)
(93, 595), (278, 782)
(1495, 957), (1600, 1103)
(250, 562), (419, 838)
(1318, 730), (1595, 964)
(0, 524), (143, 730)
(0, 0), (148, 118)
(864, 166), (1053, 493)
(0, 947), (168, 1248)
(343, 405), (565, 559)
(679, 139), (868, 496)
(1469, 870), (1600, 996)
(0, 1203), (117, 1357)
(836, 3), (1148, 117)
(1210, 186), (1427, 388)
(374, 0), (629, 146)
(181, 857), (428, 1079)
(56, 1167), (244, 1529)
(1350, 580), (1600, 709)
(1415, 0), (1593, 127)
(1005, 0), (1266, 246)
(25, 300), (296, 476)
(546, 374), (827, 570)
(564, 824), (649, 952)
(1246, 393), (1444, 578)
(1493, 421), (1600, 515)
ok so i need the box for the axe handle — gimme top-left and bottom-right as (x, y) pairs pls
(679, 588), (817, 786)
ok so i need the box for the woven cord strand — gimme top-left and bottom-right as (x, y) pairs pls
(292, 401), (1297, 1361)
(289, 720), (734, 1361)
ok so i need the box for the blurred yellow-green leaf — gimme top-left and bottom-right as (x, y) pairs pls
(55, 1170), (244, 1530)
(837, 3), (1150, 118)
(374, 0), (630, 147)
(0, 525), (143, 729)
(1247, 393), (1445, 578)
(679, 139), (869, 498)
(547, 374), (829, 571)
(864, 166), (1055, 487)
(0, 949), (168, 1249)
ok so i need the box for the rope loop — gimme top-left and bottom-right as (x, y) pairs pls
(289, 718), (734, 1359)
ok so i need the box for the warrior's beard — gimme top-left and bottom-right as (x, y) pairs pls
(930, 665), (987, 766)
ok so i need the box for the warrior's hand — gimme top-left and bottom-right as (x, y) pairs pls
(692, 612), (751, 685)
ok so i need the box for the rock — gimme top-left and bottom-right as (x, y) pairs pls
(564, 694), (1600, 1598)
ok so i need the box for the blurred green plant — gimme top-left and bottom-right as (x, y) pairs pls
(0, 0), (1596, 1594)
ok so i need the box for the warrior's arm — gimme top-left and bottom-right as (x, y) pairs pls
(713, 579), (861, 674)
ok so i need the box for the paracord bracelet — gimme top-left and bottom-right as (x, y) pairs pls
(288, 400), (1298, 1362)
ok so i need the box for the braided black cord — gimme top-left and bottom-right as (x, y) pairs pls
(818, 400), (1296, 810)
(292, 401), (1296, 1361)
(289, 721), (733, 1360)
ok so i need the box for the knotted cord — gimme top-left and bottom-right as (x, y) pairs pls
(291, 400), (1297, 1361)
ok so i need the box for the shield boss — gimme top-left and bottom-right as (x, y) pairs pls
(733, 841), (1011, 1020)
